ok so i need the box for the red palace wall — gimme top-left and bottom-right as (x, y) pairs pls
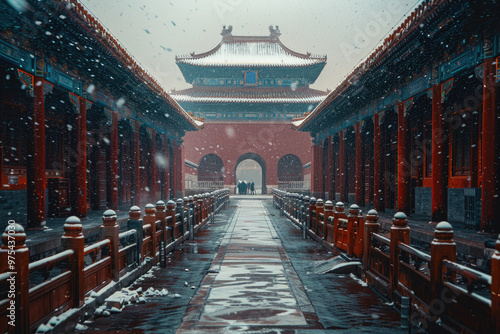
(183, 122), (313, 188)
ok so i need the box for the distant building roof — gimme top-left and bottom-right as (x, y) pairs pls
(171, 87), (327, 104)
(175, 25), (327, 68)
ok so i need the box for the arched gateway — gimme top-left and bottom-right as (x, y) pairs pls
(173, 26), (328, 192)
(235, 153), (267, 194)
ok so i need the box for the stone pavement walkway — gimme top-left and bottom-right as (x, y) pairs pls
(78, 198), (405, 333)
(178, 200), (308, 332)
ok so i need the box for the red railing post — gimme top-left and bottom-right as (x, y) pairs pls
(166, 200), (176, 240)
(363, 210), (380, 272)
(203, 193), (208, 222)
(176, 199), (185, 237)
(189, 196), (195, 237)
(62, 216), (85, 307)
(430, 222), (456, 304)
(333, 202), (345, 247)
(100, 210), (119, 281)
(156, 201), (167, 245)
(144, 203), (156, 262)
(324, 200), (334, 241)
(316, 199), (324, 236)
(197, 195), (203, 225)
(492, 234), (500, 333)
(193, 195), (199, 225)
(1, 224), (29, 333)
(183, 197), (190, 234)
(210, 193), (215, 218)
(128, 206), (143, 264)
(390, 212), (410, 297)
(309, 197), (317, 232)
(356, 207), (365, 258)
(347, 204), (360, 257)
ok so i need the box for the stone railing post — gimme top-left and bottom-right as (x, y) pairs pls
(144, 204), (156, 261)
(1, 223), (30, 333)
(316, 199), (324, 236)
(127, 206), (143, 264)
(430, 222), (456, 303)
(166, 200), (176, 241)
(390, 212), (410, 297)
(363, 209), (380, 272)
(176, 198), (185, 236)
(309, 197), (316, 232)
(156, 201), (167, 246)
(62, 216), (85, 307)
(324, 200), (334, 241)
(492, 234), (500, 334)
(333, 202), (345, 247)
(100, 209), (119, 281)
(347, 204), (360, 257)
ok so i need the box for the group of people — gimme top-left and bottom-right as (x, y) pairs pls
(237, 180), (255, 195)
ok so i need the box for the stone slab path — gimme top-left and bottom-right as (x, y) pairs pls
(178, 200), (311, 332)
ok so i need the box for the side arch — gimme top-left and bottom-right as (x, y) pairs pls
(198, 153), (224, 181)
(277, 154), (303, 181)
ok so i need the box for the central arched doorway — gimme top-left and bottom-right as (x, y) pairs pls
(235, 153), (267, 194)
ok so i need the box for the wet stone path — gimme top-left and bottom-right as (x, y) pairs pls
(80, 199), (404, 333)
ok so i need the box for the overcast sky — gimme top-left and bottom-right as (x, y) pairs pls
(80, 0), (421, 92)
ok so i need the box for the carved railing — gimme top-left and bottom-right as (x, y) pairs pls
(28, 250), (75, 330)
(273, 188), (500, 333)
(0, 189), (230, 332)
(83, 239), (112, 295)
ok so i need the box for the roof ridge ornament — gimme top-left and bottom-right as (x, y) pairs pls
(221, 25), (233, 37)
(269, 25), (281, 38)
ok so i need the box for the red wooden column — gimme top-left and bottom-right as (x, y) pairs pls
(373, 113), (384, 211)
(173, 141), (185, 198)
(133, 122), (141, 206)
(397, 102), (410, 214)
(431, 83), (448, 223)
(338, 130), (347, 203)
(354, 122), (365, 206)
(109, 112), (119, 210)
(481, 57), (499, 232)
(163, 135), (171, 199)
(27, 76), (47, 229)
(75, 96), (89, 217)
(150, 129), (157, 203)
(328, 136), (334, 201)
(311, 143), (322, 198)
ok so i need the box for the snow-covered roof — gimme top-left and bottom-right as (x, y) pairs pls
(171, 87), (327, 104)
(176, 27), (326, 68)
(291, 118), (307, 128)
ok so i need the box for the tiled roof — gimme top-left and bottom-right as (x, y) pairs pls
(170, 87), (327, 104)
(176, 35), (326, 68)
